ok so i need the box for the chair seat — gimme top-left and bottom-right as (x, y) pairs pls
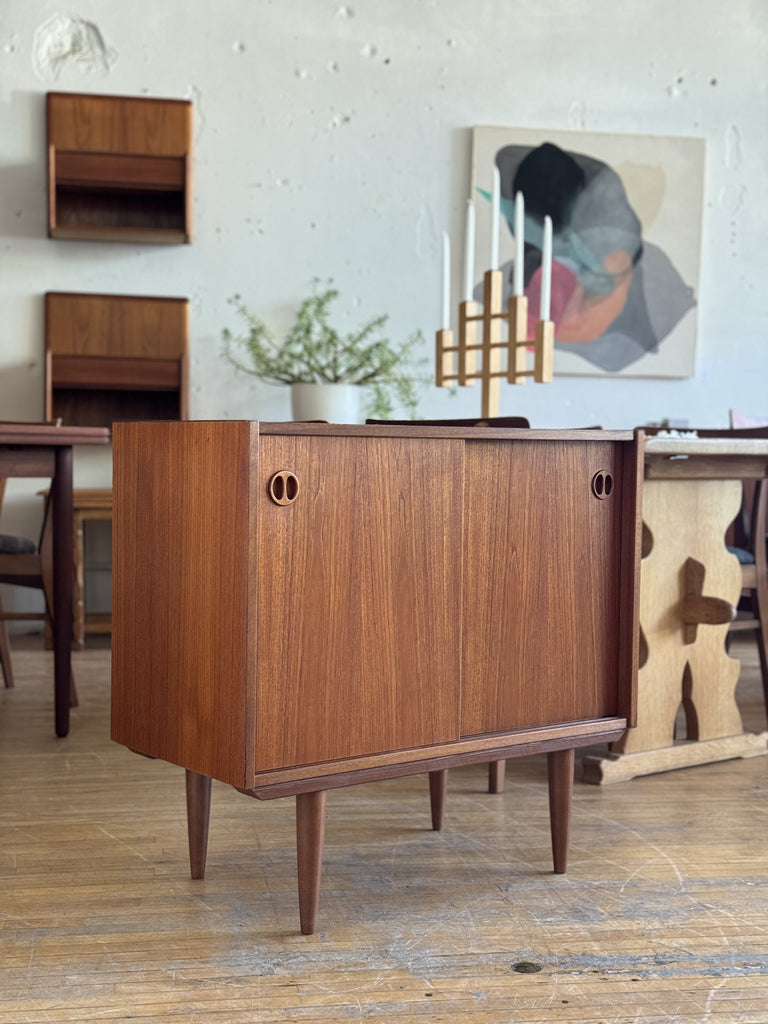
(1, 479), (54, 691)
(728, 534), (768, 565)
(0, 534), (36, 555)
(728, 545), (754, 565)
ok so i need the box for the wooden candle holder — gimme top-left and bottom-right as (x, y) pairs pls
(436, 269), (554, 418)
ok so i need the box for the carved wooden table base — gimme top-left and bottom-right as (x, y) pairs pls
(584, 452), (768, 785)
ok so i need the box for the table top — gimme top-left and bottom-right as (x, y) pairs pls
(645, 435), (768, 456)
(0, 422), (110, 446)
(644, 433), (768, 482)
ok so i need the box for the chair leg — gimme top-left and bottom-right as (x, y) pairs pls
(39, 560), (78, 706)
(0, 590), (14, 688)
(752, 588), (768, 723)
(0, 611), (14, 688)
(746, 477), (768, 722)
(69, 670), (78, 708)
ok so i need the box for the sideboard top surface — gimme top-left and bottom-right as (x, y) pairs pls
(225, 420), (637, 442)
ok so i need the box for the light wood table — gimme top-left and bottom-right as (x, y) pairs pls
(0, 422), (110, 736)
(111, 421), (642, 933)
(583, 435), (768, 784)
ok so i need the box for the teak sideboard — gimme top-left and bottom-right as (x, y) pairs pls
(111, 421), (642, 933)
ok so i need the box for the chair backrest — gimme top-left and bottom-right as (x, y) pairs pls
(730, 410), (768, 429)
(0, 476), (51, 552)
(749, 478), (768, 571)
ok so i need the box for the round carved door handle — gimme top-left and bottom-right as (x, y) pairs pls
(269, 471), (300, 505)
(591, 471), (614, 500)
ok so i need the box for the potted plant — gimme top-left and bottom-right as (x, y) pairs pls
(222, 280), (427, 422)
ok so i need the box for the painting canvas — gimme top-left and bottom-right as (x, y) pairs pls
(470, 126), (705, 377)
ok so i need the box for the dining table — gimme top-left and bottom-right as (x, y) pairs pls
(583, 432), (768, 783)
(0, 421), (111, 736)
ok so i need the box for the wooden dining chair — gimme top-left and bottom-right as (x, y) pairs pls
(726, 476), (768, 717)
(0, 479), (54, 689)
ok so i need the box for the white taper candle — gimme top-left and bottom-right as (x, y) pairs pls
(540, 215), (553, 321)
(463, 199), (475, 302)
(442, 231), (451, 330)
(490, 166), (500, 271)
(513, 191), (525, 296)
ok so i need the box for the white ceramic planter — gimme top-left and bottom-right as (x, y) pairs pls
(290, 383), (362, 424)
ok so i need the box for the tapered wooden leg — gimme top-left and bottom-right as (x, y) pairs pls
(488, 759), (506, 793)
(185, 770), (212, 880)
(547, 748), (574, 874)
(296, 790), (327, 935)
(428, 769), (448, 831)
(52, 446), (73, 738)
(0, 609), (14, 688)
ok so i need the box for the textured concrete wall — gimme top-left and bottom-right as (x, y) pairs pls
(1, 1), (766, 498)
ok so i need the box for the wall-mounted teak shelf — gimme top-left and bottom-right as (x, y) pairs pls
(45, 291), (189, 429)
(47, 91), (193, 244)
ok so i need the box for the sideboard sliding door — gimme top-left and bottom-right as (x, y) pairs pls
(461, 438), (631, 736)
(254, 433), (464, 770)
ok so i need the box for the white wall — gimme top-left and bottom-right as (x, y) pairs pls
(1, 0), (767, 535)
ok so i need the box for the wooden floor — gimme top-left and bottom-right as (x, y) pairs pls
(1, 638), (768, 1024)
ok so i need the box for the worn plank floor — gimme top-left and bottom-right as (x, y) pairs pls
(1, 636), (768, 1023)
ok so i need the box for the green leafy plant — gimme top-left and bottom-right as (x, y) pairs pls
(222, 280), (428, 419)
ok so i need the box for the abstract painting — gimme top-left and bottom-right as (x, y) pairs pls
(470, 127), (705, 377)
